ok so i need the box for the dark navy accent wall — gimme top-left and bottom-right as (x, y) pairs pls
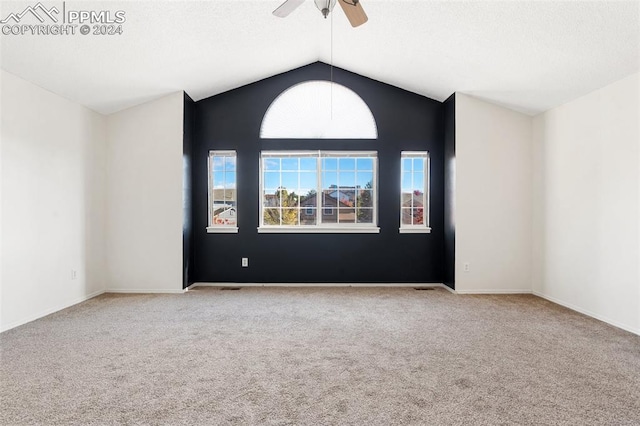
(183, 93), (196, 289)
(443, 94), (456, 289)
(191, 62), (445, 283)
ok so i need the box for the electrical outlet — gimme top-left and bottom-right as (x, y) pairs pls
(71, 269), (78, 280)
(463, 263), (470, 273)
(242, 258), (249, 268)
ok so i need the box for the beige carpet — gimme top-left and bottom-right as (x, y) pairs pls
(1, 287), (639, 425)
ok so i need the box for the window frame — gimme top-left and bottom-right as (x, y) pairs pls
(399, 151), (431, 234)
(258, 150), (380, 234)
(207, 150), (239, 234)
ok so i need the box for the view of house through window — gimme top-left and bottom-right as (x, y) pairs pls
(207, 151), (238, 232)
(400, 151), (431, 233)
(260, 151), (378, 232)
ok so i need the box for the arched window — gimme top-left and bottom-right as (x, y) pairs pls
(260, 81), (378, 139)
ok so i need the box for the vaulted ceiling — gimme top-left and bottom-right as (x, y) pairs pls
(1, 0), (638, 115)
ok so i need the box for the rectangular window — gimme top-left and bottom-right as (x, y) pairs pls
(207, 150), (238, 233)
(400, 151), (431, 233)
(259, 151), (379, 233)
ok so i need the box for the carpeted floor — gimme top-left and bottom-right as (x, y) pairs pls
(1, 287), (639, 425)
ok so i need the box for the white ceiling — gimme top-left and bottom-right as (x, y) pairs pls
(1, 0), (639, 115)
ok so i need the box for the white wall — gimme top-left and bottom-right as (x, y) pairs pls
(105, 92), (184, 293)
(0, 71), (4, 329)
(455, 94), (533, 293)
(1, 70), (106, 332)
(532, 73), (640, 334)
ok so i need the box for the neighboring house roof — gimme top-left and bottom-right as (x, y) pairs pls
(214, 208), (236, 218)
(299, 193), (353, 209)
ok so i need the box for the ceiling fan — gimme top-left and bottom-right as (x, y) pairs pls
(273, 0), (368, 27)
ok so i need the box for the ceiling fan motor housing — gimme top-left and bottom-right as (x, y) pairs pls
(315, 0), (336, 18)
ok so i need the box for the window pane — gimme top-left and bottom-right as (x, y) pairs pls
(413, 158), (423, 172)
(212, 209), (236, 226)
(281, 172), (297, 190)
(357, 190), (373, 208)
(225, 172), (236, 189)
(290, 193), (300, 207)
(211, 188), (223, 202)
(322, 190), (337, 206)
(264, 172), (280, 189)
(356, 171), (373, 188)
(281, 209), (299, 225)
(413, 206), (425, 225)
(299, 172), (317, 189)
(356, 158), (373, 171)
(401, 192), (413, 208)
(213, 171), (225, 189)
(357, 208), (373, 224)
(338, 208), (355, 224)
(264, 158), (280, 171)
(300, 208), (317, 225)
(413, 172), (424, 191)
(402, 173), (412, 192)
(401, 208), (412, 225)
(212, 156), (224, 171)
(322, 158), (338, 171)
(300, 190), (317, 207)
(322, 171), (338, 188)
(212, 201), (226, 216)
(225, 156), (236, 172)
(322, 206), (337, 223)
(300, 157), (317, 171)
(338, 158), (356, 171)
(338, 172), (355, 187)
(326, 188), (349, 208)
(402, 158), (412, 172)
(282, 158), (298, 171)
(223, 190), (235, 202)
(263, 208), (280, 225)
(341, 190), (356, 207)
(263, 191), (279, 207)
(322, 190), (338, 224)
(276, 189), (299, 207)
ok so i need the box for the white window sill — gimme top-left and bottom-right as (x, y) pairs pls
(206, 227), (239, 234)
(258, 226), (380, 234)
(399, 227), (432, 234)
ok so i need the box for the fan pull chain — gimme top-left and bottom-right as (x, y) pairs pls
(330, 4), (333, 121)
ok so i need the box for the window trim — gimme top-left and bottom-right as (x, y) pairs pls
(258, 150), (380, 233)
(399, 151), (431, 234)
(207, 150), (239, 234)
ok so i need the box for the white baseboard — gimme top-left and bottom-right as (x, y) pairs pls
(0, 290), (105, 333)
(105, 288), (185, 294)
(439, 284), (457, 294)
(533, 291), (639, 336)
(455, 289), (533, 295)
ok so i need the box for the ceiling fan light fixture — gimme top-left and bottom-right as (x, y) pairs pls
(314, 0), (337, 19)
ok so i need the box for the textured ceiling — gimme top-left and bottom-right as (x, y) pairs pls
(1, 0), (639, 115)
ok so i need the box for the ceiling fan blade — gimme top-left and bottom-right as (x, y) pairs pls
(273, 0), (305, 18)
(338, 0), (368, 27)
